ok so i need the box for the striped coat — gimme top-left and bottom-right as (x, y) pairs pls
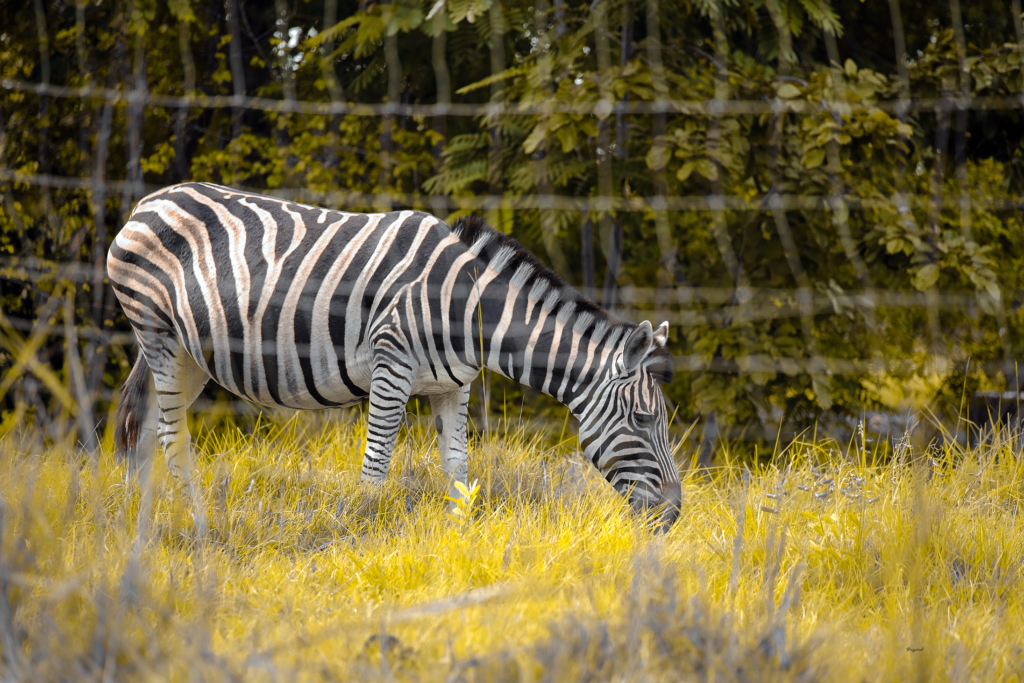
(110, 182), (680, 526)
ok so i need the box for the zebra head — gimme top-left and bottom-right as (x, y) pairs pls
(578, 320), (680, 530)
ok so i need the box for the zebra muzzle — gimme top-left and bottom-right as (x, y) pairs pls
(625, 479), (682, 531)
(655, 478), (683, 532)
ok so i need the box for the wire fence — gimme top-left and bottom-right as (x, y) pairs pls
(2, 0), (1023, 451)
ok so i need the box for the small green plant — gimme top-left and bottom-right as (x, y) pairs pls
(446, 478), (480, 521)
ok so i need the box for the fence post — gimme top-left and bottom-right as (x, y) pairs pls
(431, 12), (450, 220)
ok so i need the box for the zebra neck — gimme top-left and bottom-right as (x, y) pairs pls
(476, 276), (626, 415)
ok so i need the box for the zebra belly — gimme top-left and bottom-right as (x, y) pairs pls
(200, 329), (466, 408)
(190, 327), (371, 411)
(406, 365), (476, 397)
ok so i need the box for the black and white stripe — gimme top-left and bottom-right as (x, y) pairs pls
(109, 182), (680, 525)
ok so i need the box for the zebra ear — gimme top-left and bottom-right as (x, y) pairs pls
(652, 321), (669, 348)
(622, 321), (654, 373)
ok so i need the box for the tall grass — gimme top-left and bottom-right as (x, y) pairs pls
(0, 410), (1021, 682)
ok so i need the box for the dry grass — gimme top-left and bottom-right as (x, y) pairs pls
(0, 410), (1022, 682)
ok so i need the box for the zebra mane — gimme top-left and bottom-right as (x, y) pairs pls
(451, 215), (674, 384)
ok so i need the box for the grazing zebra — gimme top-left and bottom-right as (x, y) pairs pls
(109, 182), (681, 527)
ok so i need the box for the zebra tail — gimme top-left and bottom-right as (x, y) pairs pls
(114, 352), (157, 469)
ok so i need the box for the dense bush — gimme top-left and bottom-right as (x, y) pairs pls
(2, 0), (1023, 447)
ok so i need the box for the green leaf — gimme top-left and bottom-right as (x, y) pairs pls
(578, 118), (599, 138)
(646, 144), (670, 171)
(522, 123), (548, 154)
(776, 83), (802, 99)
(802, 147), (826, 169)
(695, 159), (718, 181)
(305, 13), (364, 46)
(676, 162), (696, 182)
(556, 126), (578, 153)
(455, 66), (529, 95)
(448, 0), (491, 24)
(387, 6), (424, 35)
(885, 238), (910, 255)
(912, 263), (940, 291)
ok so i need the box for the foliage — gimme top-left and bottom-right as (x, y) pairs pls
(2, 0), (1024, 445)
(0, 413), (1021, 680)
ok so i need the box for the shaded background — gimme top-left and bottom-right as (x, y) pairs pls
(2, 0), (1024, 459)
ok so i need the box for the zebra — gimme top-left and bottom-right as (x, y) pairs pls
(109, 182), (681, 528)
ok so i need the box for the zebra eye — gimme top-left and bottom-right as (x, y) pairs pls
(635, 412), (654, 428)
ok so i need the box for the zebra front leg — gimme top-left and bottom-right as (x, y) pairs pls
(430, 385), (472, 509)
(360, 343), (414, 483)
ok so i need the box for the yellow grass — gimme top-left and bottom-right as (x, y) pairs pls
(0, 410), (1022, 682)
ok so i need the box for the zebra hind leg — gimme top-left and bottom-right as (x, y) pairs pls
(429, 385), (472, 510)
(144, 332), (210, 532)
